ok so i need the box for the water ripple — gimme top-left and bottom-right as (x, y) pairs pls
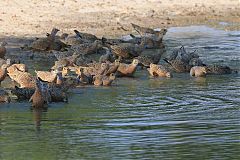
(1, 26), (240, 159)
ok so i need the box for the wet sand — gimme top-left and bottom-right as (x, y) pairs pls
(0, 0), (239, 38)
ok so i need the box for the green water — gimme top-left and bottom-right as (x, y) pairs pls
(0, 26), (240, 160)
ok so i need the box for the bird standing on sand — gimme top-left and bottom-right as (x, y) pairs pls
(31, 28), (59, 51)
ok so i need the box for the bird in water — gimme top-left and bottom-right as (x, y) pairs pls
(116, 59), (139, 77)
(29, 77), (47, 108)
(0, 41), (7, 59)
(147, 63), (172, 78)
(190, 66), (208, 77)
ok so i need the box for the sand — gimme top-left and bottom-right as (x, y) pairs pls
(0, 0), (240, 38)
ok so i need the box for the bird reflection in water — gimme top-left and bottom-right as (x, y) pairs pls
(31, 107), (48, 131)
(193, 77), (208, 88)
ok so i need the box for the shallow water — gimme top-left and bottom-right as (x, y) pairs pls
(1, 26), (240, 160)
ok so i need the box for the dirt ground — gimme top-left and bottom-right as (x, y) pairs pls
(0, 0), (240, 38)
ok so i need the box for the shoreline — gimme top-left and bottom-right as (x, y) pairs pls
(0, 0), (239, 38)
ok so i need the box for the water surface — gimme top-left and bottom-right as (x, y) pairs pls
(0, 26), (240, 160)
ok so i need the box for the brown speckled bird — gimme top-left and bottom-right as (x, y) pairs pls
(0, 64), (9, 85)
(75, 66), (96, 77)
(12, 78), (67, 103)
(62, 67), (70, 77)
(31, 28), (59, 51)
(97, 63), (110, 75)
(117, 59), (139, 77)
(148, 63), (172, 78)
(190, 66), (207, 77)
(0, 41), (7, 58)
(29, 78), (46, 108)
(93, 74), (103, 86)
(61, 31), (91, 45)
(71, 40), (102, 55)
(164, 46), (203, 73)
(136, 53), (162, 67)
(52, 53), (79, 70)
(78, 68), (93, 84)
(206, 65), (235, 75)
(0, 89), (10, 103)
(0, 58), (11, 67)
(11, 86), (35, 100)
(104, 60), (120, 76)
(131, 23), (156, 35)
(7, 64), (28, 73)
(35, 70), (58, 83)
(46, 33), (69, 51)
(102, 73), (116, 86)
(99, 47), (115, 63)
(93, 73), (116, 86)
(131, 23), (167, 41)
(74, 29), (99, 42)
(110, 42), (144, 60)
(8, 69), (35, 88)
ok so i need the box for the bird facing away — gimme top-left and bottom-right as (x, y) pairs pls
(29, 78), (46, 108)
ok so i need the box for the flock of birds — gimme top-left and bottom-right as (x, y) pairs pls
(0, 23), (237, 108)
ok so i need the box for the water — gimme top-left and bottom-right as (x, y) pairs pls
(0, 26), (240, 160)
